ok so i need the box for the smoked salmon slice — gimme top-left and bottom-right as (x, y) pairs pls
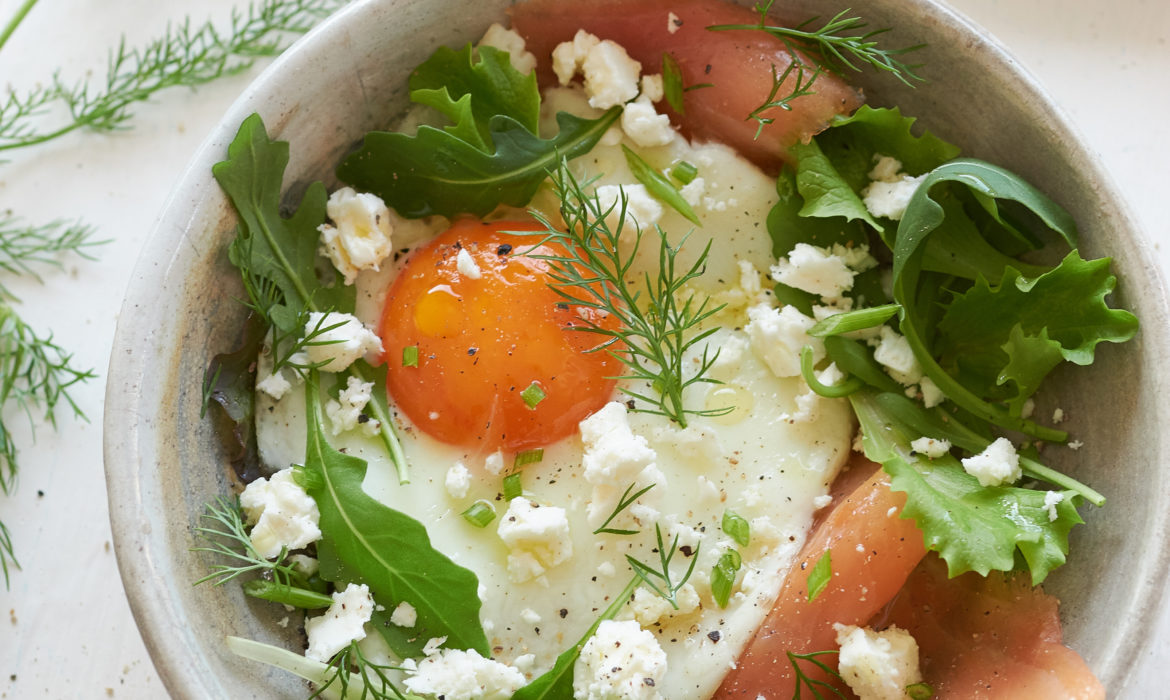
(510, 0), (862, 169)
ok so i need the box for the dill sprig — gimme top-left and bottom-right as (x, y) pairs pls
(527, 163), (729, 427)
(191, 496), (303, 588)
(746, 61), (821, 138)
(0, 214), (102, 298)
(709, 2), (925, 137)
(624, 523), (700, 609)
(0, 302), (94, 586)
(787, 650), (848, 700)
(0, 0), (344, 153)
(593, 482), (655, 536)
(313, 641), (412, 700)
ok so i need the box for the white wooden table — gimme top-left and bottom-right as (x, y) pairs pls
(0, 0), (1165, 697)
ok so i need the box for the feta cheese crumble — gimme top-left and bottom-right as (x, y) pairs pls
(445, 462), (472, 499)
(239, 467), (321, 559)
(574, 619), (668, 700)
(621, 97), (676, 147)
(910, 436), (951, 459)
(303, 312), (383, 373)
(497, 497), (573, 583)
(622, 583), (700, 627)
(579, 402), (664, 528)
(872, 326), (923, 386)
(477, 23), (537, 75)
(744, 303), (824, 378)
(1044, 491), (1066, 522)
(317, 187), (394, 285)
(324, 375), (376, 436)
(456, 247), (483, 279)
(390, 600), (417, 628)
(861, 155), (926, 222)
(961, 437), (1022, 487)
(304, 583), (374, 662)
(834, 623), (923, 700)
(770, 243), (866, 299)
(404, 647), (526, 700)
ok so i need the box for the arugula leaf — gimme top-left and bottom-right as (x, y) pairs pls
(767, 165), (867, 259)
(212, 113), (349, 332)
(338, 109), (620, 219)
(937, 250), (1138, 368)
(891, 159), (1085, 442)
(621, 145), (701, 225)
(409, 44), (540, 148)
(851, 390), (1083, 583)
(790, 139), (881, 229)
(297, 376), (489, 655)
(823, 105), (960, 178)
(512, 576), (640, 699)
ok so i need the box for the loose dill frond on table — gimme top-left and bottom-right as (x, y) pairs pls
(0, 302), (95, 586)
(0, 0), (345, 153)
(0, 214), (101, 297)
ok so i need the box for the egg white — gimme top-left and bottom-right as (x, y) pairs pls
(256, 86), (855, 697)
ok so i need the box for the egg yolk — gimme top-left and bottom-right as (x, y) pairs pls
(380, 219), (623, 451)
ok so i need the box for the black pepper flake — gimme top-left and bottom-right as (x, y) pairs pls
(497, 243), (513, 255)
(453, 240), (463, 250)
(626, 399), (636, 411)
(357, 414), (370, 424)
(36, 490), (44, 498)
(708, 630), (721, 642)
(644, 678), (656, 687)
(468, 347), (478, 356)
(559, 608), (568, 618)
(555, 302), (569, 310)
(705, 63), (712, 74)
(679, 545), (695, 557)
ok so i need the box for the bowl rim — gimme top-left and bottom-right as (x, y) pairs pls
(103, 0), (1170, 697)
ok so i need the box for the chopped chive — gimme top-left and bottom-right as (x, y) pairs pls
(520, 381), (547, 409)
(721, 509), (751, 547)
(513, 448), (544, 469)
(621, 145), (701, 226)
(402, 345), (419, 367)
(905, 682), (934, 700)
(710, 549), (743, 608)
(243, 580), (333, 609)
(661, 52), (685, 114)
(461, 500), (496, 528)
(502, 473), (523, 500)
(806, 549), (832, 602)
(671, 160), (698, 185)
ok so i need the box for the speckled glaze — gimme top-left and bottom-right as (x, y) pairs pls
(103, 0), (1170, 697)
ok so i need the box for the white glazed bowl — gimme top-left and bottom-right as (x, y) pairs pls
(104, 0), (1170, 697)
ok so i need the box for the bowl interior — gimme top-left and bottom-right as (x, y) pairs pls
(104, 0), (1170, 697)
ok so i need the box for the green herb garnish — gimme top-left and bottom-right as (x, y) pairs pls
(625, 523), (700, 609)
(512, 576), (640, 699)
(787, 649), (847, 699)
(461, 500), (496, 528)
(806, 549), (832, 602)
(527, 163), (729, 427)
(210, 114), (409, 483)
(502, 472), (523, 501)
(191, 496), (304, 588)
(593, 482), (655, 536)
(298, 376), (490, 655)
(513, 448), (544, 469)
(621, 144), (701, 225)
(906, 682), (935, 699)
(402, 344), (419, 368)
(661, 52), (686, 113)
(520, 380), (546, 409)
(337, 44), (619, 218)
(242, 580), (332, 609)
(670, 160), (698, 185)
(721, 509), (751, 547)
(228, 636), (422, 700)
(710, 548), (742, 608)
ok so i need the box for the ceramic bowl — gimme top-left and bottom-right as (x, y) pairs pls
(104, 0), (1170, 697)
